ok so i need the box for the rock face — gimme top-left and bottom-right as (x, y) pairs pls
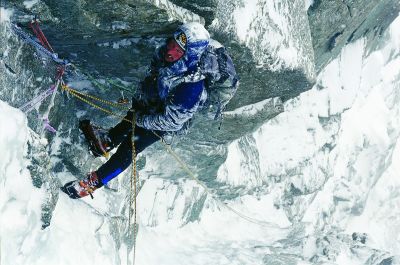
(3, 0), (396, 123)
(147, 0), (316, 182)
(145, 0), (399, 182)
(308, 0), (400, 72)
(0, 0), (399, 224)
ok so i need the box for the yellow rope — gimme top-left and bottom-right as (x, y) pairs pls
(128, 112), (138, 265)
(62, 83), (273, 229)
(153, 133), (272, 227)
(61, 84), (130, 110)
(61, 83), (140, 263)
(62, 84), (132, 123)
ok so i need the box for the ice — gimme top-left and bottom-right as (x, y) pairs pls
(146, 0), (204, 24)
(304, 0), (314, 10)
(232, 0), (258, 42)
(215, 0), (315, 78)
(1, 3), (400, 265)
(0, 7), (13, 22)
(23, 0), (39, 9)
(219, 15), (400, 262)
(0, 100), (118, 265)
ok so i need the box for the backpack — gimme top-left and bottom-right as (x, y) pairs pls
(200, 39), (239, 120)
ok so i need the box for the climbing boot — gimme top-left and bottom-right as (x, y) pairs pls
(61, 172), (102, 199)
(79, 119), (113, 158)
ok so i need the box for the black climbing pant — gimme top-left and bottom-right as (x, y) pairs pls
(96, 110), (165, 184)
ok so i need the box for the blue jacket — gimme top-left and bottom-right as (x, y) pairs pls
(135, 23), (210, 132)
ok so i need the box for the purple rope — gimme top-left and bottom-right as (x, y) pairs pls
(43, 117), (57, 133)
(19, 84), (56, 113)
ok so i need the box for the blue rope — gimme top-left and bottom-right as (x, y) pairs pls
(11, 24), (69, 65)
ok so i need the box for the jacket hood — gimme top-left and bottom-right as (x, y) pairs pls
(156, 23), (209, 100)
(173, 22), (210, 69)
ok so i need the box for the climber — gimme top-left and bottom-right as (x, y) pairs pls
(61, 22), (238, 199)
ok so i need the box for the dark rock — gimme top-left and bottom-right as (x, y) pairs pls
(352, 232), (367, 244)
(379, 257), (394, 265)
(308, 0), (400, 73)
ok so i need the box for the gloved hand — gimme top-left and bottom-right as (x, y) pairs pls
(131, 97), (146, 113)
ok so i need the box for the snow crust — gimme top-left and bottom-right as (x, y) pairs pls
(0, 101), (120, 265)
(0, 8), (13, 22)
(219, 15), (400, 263)
(304, 0), (314, 10)
(0, 101), (43, 265)
(232, 0), (258, 42)
(23, 0), (39, 9)
(146, 0), (204, 24)
(232, 0), (301, 68)
(215, 0), (314, 77)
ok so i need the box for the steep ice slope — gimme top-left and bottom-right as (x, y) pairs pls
(1, 2), (400, 265)
(0, 100), (121, 265)
(219, 15), (400, 264)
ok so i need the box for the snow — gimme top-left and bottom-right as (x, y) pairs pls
(304, 0), (314, 10)
(146, 0), (204, 24)
(1, 3), (400, 265)
(23, 0), (39, 9)
(97, 37), (140, 49)
(111, 21), (129, 30)
(0, 93), (286, 264)
(343, 17), (400, 255)
(0, 101), (44, 265)
(219, 0), (314, 77)
(0, 101), (117, 265)
(224, 97), (281, 117)
(219, 15), (400, 262)
(232, 0), (258, 42)
(0, 98), (290, 264)
(0, 8), (13, 22)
